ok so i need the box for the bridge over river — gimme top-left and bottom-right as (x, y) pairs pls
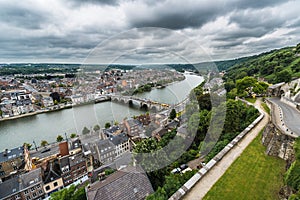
(108, 94), (170, 111)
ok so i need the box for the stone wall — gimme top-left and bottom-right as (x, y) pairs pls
(262, 121), (295, 163)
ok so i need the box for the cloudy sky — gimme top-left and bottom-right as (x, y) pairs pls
(0, 0), (300, 64)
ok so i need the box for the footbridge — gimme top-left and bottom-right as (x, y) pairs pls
(108, 94), (170, 111)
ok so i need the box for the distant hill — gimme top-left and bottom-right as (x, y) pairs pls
(1, 43), (300, 80)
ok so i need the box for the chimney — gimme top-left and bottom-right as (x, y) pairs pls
(59, 141), (69, 156)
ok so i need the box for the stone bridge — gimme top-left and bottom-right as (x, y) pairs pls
(108, 94), (169, 111)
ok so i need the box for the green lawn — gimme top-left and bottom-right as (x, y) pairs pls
(203, 130), (286, 200)
(261, 102), (271, 115)
(245, 97), (257, 104)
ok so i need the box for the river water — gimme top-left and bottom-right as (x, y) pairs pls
(0, 74), (203, 150)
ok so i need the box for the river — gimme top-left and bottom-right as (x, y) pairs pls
(0, 74), (203, 150)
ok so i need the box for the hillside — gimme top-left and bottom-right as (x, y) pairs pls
(224, 43), (300, 84)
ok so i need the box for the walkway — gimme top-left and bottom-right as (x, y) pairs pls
(268, 98), (300, 136)
(183, 99), (269, 200)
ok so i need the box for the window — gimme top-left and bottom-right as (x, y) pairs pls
(32, 193), (37, 197)
(45, 186), (50, 191)
(36, 184), (40, 189)
(24, 190), (29, 194)
(0, 171), (5, 176)
(13, 166), (18, 170)
(39, 190), (43, 194)
(31, 187), (35, 192)
(15, 194), (20, 199)
(26, 196), (31, 200)
(53, 182), (58, 187)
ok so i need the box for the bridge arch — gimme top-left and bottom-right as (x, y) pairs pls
(140, 103), (149, 110)
(128, 99), (134, 106)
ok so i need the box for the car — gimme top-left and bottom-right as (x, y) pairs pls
(181, 167), (192, 174)
(171, 168), (181, 174)
(180, 164), (188, 170)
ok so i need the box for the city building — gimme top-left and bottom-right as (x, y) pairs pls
(0, 167), (45, 200)
(97, 140), (116, 164)
(42, 160), (64, 197)
(109, 133), (130, 157)
(0, 147), (24, 181)
(123, 118), (143, 138)
(86, 166), (154, 200)
(69, 153), (87, 182)
(103, 125), (122, 138)
(136, 113), (151, 126)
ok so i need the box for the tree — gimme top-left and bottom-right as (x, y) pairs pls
(169, 109), (176, 120)
(70, 133), (77, 138)
(50, 92), (60, 103)
(275, 69), (292, 83)
(82, 127), (90, 135)
(105, 122), (111, 129)
(41, 140), (48, 147)
(56, 135), (64, 142)
(93, 124), (100, 132)
(50, 184), (86, 200)
(104, 168), (116, 176)
(236, 76), (257, 95)
(23, 142), (32, 150)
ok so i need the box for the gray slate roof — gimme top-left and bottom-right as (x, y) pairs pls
(109, 133), (128, 146)
(0, 168), (42, 199)
(69, 153), (85, 167)
(0, 146), (23, 163)
(87, 166), (154, 200)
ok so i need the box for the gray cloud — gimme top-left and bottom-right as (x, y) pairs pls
(0, 0), (299, 63)
(126, 0), (288, 30)
(0, 4), (49, 29)
(65, 0), (120, 6)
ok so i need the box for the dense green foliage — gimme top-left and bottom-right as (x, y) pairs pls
(224, 43), (300, 84)
(93, 124), (100, 131)
(169, 109), (177, 120)
(204, 100), (259, 162)
(40, 140), (48, 147)
(56, 135), (64, 142)
(104, 122), (111, 129)
(134, 81), (259, 199)
(82, 127), (90, 135)
(286, 138), (300, 198)
(146, 170), (196, 200)
(133, 83), (153, 94)
(204, 131), (286, 200)
(0, 63), (79, 75)
(50, 185), (86, 200)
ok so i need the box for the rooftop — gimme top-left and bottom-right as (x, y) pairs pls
(69, 153), (85, 167)
(0, 168), (42, 199)
(269, 82), (285, 89)
(87, 165), (154, 200)
(125, 118), (142, 127)
(0, 146), (24, 163)
(109, 133), (128, 146)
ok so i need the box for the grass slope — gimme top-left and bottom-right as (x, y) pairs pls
(204, 131), (286, 200)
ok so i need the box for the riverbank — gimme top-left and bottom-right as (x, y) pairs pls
(0, 97), (111, 123)
(0, 74), (204, 150)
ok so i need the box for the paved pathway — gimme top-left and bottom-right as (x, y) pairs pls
(269, 98), (300, 136)
(183, 99), (269, 200)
